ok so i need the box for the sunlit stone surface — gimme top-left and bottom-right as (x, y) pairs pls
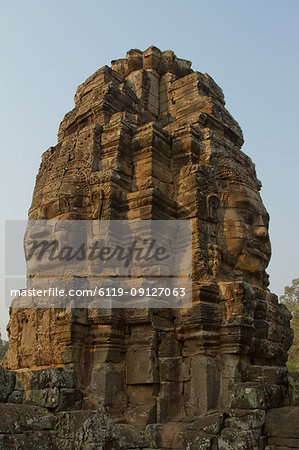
(2, 47), (296, 449)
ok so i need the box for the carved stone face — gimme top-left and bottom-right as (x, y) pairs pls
(217, 183), (271, 287)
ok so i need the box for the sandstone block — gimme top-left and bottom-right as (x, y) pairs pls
(0, 403), (56, 433)
(225, 409), (265, 430)
(159, 357), (190, 382)
(126, 403), (157, 427)
(288, 371), (299, 406)
(30, 367), (74, 389)
(156, 395), (185, 422)
(87, 363), (125, 414)
(0, 366), (15, 402)
(126, 350), (159, 384)
(266, 436), (299, 448)
(56, 410), (124, 447)
(191, 411), (225, 435)
(7, 390), (25, 404)
(246, 365), (288, 385)
(116, 424), (148, 448)
(265, 406), (299, 438)
(218, 428), (262, 450)
(57, 388), (83, 411)
(158, 332), (181, 357)
(29, 387), (60, 409)
(187, 355), (220, 415)
(230, 383), (283, 409)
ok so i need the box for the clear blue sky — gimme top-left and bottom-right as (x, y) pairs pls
(1, 0), (298, 338)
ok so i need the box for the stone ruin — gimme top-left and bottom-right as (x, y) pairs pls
(1, 46), (299, 449)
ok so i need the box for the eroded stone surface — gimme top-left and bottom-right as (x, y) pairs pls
(0, 365), (15, 402)
(1, 46), (296, 448)
(288, 371), (299, 406)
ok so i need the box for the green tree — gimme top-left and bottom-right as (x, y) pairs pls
(280, 278), (299, 371)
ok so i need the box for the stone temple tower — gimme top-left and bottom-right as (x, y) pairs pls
(2, 46), (297, 449)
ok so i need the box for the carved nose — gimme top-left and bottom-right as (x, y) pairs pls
(254, 226), (268, 239)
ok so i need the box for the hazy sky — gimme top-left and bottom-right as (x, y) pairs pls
(1, 0), (298, 338)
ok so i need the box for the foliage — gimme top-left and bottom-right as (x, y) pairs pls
(0, 332), (9, 362)
(280, 278), (299, 371)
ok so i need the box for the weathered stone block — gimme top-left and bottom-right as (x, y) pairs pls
(0, 404), (56, 434)
(265, 406), (299, 438)
(0, 404), (21, 433)
(230, 383), (283, 409)
(126, 350), (159, 384)
(7, 390), (25, 404)
(116, 424), (148, 448)
(0, 366), (15, 402)
(126, 384), (157, 426)
(191, 411), (225, 435)
(160, 381), (183, 398)
(127, 384), (158, 405)
(156, 395), (185, 422)
(30, 368), (74, 389)
(145, 423), (188, 449)
(218, 428), (262, 450)
(56, 410), (124, 447)
(267, 436), (299, 448)
(159, 357), (190, 382)
(288, 371), (299, 406)
(246, 365), (288, 385)
(126, 403), (156, 427)
(187, 355), (220, 415)
(225, 409), (265, 430)
(29, 387), (60, 409)
(87, 363), (125, 414)
(57, 388), (83, 411)
(158, 332), (181, 357)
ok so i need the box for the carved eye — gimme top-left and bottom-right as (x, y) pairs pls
(240, 210), (255, 225)
(247, 214), (255, 225)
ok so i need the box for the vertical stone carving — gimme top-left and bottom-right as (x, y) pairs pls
(3, 46), (293, 437)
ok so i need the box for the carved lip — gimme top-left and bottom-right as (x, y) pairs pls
(246, 240), (271, 261)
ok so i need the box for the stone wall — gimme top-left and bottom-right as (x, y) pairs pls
(1, 365), (299, 448)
